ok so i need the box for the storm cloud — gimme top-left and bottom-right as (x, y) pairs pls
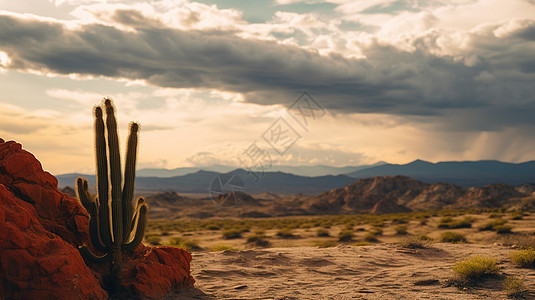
(1, 8), (535, 131)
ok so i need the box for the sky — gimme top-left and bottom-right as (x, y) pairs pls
(1, 0), (535, 175)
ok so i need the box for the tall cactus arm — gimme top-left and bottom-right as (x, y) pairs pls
(79, 245), (111, 264)
(124, 201), (148, 251)
(94, 106), (113, 247)
(104, 99), (123, 245)
(122, 122), (139, 241)
(94, 106), (109, 212)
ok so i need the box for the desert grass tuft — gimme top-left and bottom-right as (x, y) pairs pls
(394, 225), (408, 235)
(479, 218), (507, 231)
(503, 276), (529, 299)
(168, 237), (202, 252)
(246, 232), (271, 247)
(222, 228), (245, 239)
(338, 229), (354, 242)
(314, 240), (338, 248)
(510, 248), (535, 268)
(440, 231), (467, 243)
(210, 244), (236, 252)
(364, 232), (380, 243)
(450, 256), (500, 287)
(276, 228), (296, 239)
(316, 228), (330, 237)
(398, 234), (431, 249)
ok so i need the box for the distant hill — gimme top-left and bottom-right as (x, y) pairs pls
(56, 169), (357, 195)
(345, 159), (535, 187)
(135, 162), (386, 178)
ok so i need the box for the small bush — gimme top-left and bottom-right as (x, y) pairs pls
(510, 248), (535, 268)
(394, 225), (408, 235)
(438, 216), (474, 229)
(204, 223), (221, 230)
(391, 217), (409, 224)
(246, 234), (271, 247)
(338, 229), (354, 242)
(494, 225), (513, 234)
(222, 229), (244, 239)
(369, 220), (385, 227)
(480, 218), (507, 231)
(452, 256), (500, 285)
(364, 232), (379, 243)
(438, 217), (453, 228)
(276, 228), (295, 238)
(369, 227), (383, 236)
(441, 232), (467, 243)
(316, 228), (330, 237)
(314, 240), (338, 248)
(398, 235), (431, 249)
(210, 244), (236, 252)
(503, 276), (528, 298)
(168, 237), (201, 252)
(510, 213), (524, 220)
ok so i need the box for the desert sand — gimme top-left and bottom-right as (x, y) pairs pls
(164, 242), (534, 299)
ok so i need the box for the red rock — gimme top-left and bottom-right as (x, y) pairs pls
(0, 140), (194, 299)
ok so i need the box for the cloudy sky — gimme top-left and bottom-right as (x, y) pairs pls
(1, 0), (535, 175)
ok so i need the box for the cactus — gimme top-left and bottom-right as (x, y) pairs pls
(76, 98), (148, 293)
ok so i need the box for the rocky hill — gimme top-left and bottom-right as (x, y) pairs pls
(305, 175), (535, 214)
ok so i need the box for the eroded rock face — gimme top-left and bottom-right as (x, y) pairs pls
(0, 140), (194, 299)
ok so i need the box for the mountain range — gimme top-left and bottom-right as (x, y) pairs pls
(57, 159), (535, 195)
(135, 162), (386, 177)
(346, 159), (535, 187)
(56, 169), (357, 195)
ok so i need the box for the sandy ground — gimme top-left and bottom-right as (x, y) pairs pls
(164, 243), (535, 300)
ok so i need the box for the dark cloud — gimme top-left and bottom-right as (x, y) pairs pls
(1, 10), (535, 132)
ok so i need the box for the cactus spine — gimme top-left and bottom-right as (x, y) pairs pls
(76, 98), (148, 293)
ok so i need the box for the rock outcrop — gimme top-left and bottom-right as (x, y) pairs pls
(0, 140), (194, 299)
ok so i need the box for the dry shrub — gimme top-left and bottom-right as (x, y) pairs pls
(364, 232), (379, 243)
(503, 276), (529, 299)
(450, 256), (500, 286)
(314, 240), (338, 248)
(210, 244), (236, 251)
(246, 233), (271, 247)
(398, 234), (431, 249)
(394, 225), (408, 235)
(316, 228), (330, 237)
(510, 248), (535, 268)
(440, 231), (467, 243)
(338, 229), (354, 242)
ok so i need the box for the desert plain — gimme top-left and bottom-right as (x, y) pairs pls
(145, 209), (535, 299)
